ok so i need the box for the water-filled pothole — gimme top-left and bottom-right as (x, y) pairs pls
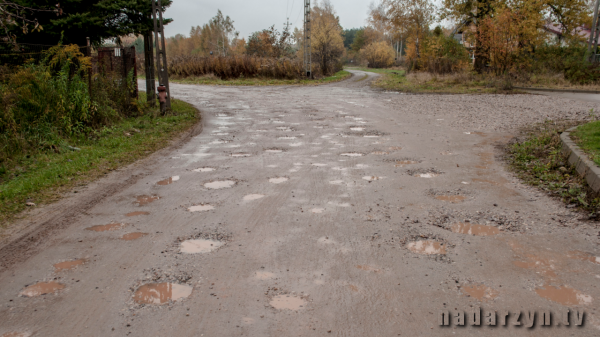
(270, 295), (307, 310)
(363, 176), (383, 181)
(310, 208), (325, 213)
(451, 223), (500, 236)
(340, 152), (364, 157)
(126, 211), (149, 217)
(135, 195), (159, 206)
(86, 223), (126, 232)
(568, 250), (600, 265)
(231, 153), (252, 157)
(133, 283), (193, 305)
(462, 284), (499, 301)
(204, 180), (236, 189)
(157, 176), (180, 185)
(535, 285), (592, 306)
(54, 259), (87, 272)
(408, 168), (443, 178)
(406, 240), (447, 255)
(244, 194), (265, 201)
(193, 167), (216, 172)
(121, 232), (148, 241)
(188, 204), (215, 212)
(180, 239), (224, 254)
(269, 177), (289, 184)
(20, 282), (65, 297)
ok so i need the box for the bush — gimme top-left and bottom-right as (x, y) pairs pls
(360, 41), (395, 68)
(419, 34), (471, 74)
(168, 55), (324, 80)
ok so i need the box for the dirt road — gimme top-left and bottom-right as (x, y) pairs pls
(2, 70), (600, 336)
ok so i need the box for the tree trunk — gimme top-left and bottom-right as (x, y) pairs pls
(474, 0), (492, 73)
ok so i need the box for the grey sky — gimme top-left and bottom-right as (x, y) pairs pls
(163, 0), (374, 39)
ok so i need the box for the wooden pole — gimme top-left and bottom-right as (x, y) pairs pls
(87, 37), (92, 98)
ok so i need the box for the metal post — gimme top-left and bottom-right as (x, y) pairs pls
(152, 0), (171, 110)
(304, 0), (312, 78)
(589, 0), (600, 62)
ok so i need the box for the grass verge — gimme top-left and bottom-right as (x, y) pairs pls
(571, 117), (600, 167)
(507, 120), (600, 217)
(156, 70), (351, 86)
(0, 92), (199, 227)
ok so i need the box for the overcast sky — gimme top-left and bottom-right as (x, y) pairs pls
(163, 0), (374, 39)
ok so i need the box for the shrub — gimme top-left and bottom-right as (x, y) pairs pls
(360, 41), (395, 68)
(419, 34), (471, 74)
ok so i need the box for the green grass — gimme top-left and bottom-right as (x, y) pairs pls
(0, 92), (199, 227)
(161, 70), (351, 86)
(346, 67), (405, 75)
(572, 115), (600, 166)
(508, 120), (600, 216)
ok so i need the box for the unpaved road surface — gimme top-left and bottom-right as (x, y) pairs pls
(2, 70), (600, 336)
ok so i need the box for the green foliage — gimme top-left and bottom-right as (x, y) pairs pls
(343, 28), (362, 49)
(530, 45), (600, 85)
(351, 29), (366, 52)
(419, 33), (470, 74)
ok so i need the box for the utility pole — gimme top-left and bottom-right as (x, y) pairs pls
(144, 31), (156, 106)
(589, 0), (600, 63)
(284, 18), (292, 31)
(152, 0), (171, 110)
(304, 0), (312, 78)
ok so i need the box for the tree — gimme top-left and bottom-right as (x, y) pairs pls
(0, 1), (61, 43)
(246, 26), (292, 58)
(360, 40), (395, 67)
(8, 0), (172, 46)
(309, 0), (345, 75)
(343, 28), (361, 49)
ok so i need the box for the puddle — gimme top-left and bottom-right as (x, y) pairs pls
(136, 195), (159, 206)
(157, 176), (180, 186)
(451, 223), (500, 236)
(440, 151), (453, 155)
(388, 147), (403, 151)
(535, 285), (592, 306)
(266, 165), (278, 168)
(126, 211), (149, 217)
(209, 140), (229, 144)
(329, 180), (344, 185)
(356, 265), (381, 273)
(20, 282), (65, 297)
(265, 149), (283, 153)
(290, 142), (303, 147)
(133, 283), (193, 305)
(363, 176), (382, 181)
(328, 202), (350, 207)
(462, 284), (499, 301)
(436, 195), (466, 203)
(54, 259), (86, 272)
(312, 163), (327, 167)
(371, 151), (389, 155)
(278, 136), (296, 140)
(513, 255), (557, 277)
(270, 295), (306, 310)
(243, 194), (265, 201)
(180, 239), (224, 254)
(417, 173), (438, 178)
(407, 240), (447, 255)
(231, 153), (251, 157)
(188, 204), (215, 212)
(255, 271), (276, 280)
(121, 232), (148, 241)
(568, 251), (600, 265)
(350, 127), (364, 131)
(86, 223), (125, 232)
(340, 153), (364, 157)
(364, 135), (379, 138)
(310, 208), (325, 213)
(269, 177), (288, 184)
(204, 180), (236, 189)
(193, 167), (216, 172)
(394, 160), (418, 167)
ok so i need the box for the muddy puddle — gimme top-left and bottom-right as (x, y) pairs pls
(188, 204), (215, 212)
(312, 163), (327, 167)
(568, 251), (600, 265)
(462, 284), (499, 301)
(407, 240), (447, 255)
(340, 152), (364, 157)
(356, 265), (381, 273)
(329, 180), (344, 185)
(86, 223), (126, 232)
(230, 153), (251, 158)
(265, 149), (283, 153)
(350, 127), (364, 131)
(243, 194), (265, 201)
(310, 208), (325, 213)
(278, 136), (296, 140)
(121, 232), (148, 241)
(388, 147), (403, 151)
(371, 151), (389, 155)
(157, 176), (180, 185)
(270, 295), (306, 310)
(417, 173), (438, 178)
(126, 211), (149, 217)
(204, 180), (236, 189)
(193, 167), (216, 172)
(269, 177), (288, 184)
(363, 176), (383, 181)
(133, 283), (193, 305)
(1, 333), (31, 337)
(20, 282), (65, 297)
(180, 239), (224, 254)
(436, 195), (466, 203)
(54, 259), (86, 272)
(535, 285), (592, 306)
(135, 195), (159, 206)
(451, 223), (500, 236)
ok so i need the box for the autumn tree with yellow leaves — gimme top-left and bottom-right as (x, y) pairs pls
(306, 0), (345, 75)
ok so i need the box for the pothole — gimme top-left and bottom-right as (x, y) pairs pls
(340, 152), (364, 157)
(356, 265), (382, 273)
(86, 223), (126, 232)
(535, 285), (592, 306)
(427, 189), (471, 203)
(135, 195), (159, 206)
(126, 211), (149, 217)
(462, 284), (499, 301)
(157, 176), (180, 186)
(193, 167), (216, 172)
(209, 139), (231, 145)
(230, 153), (252, 157)
(121, 232), (148, 241)
(363, 176), (383, 181)
(567, 251), (600, 265)
(244, 194), (265, 201)
(278, 136), (296, 140)
(188, 204), (215, 212)
(329, 180), (344, 185)
(269, 294), (307, 311)
(451, 223), (500, 236)
(371, 151), (389, 155)
(53, 259), (87, 272)
(180, 239), (224, 254)
(407, 240), (447, 255)
(269, 177), (289, 184)
(204, 180), (236, 189)
(408, 168), (443, 178)
(310, 208), (325, 213)
(276, 127), (295, 132)
(133, 283), (193, 305)
(388, 146), (403, 151)
(255, 271), (276, 280)
(425, 209), (523, 234)
(20, 282), (65, 297)
(265, 148), (285, 153)
(312, 163), (327, 167)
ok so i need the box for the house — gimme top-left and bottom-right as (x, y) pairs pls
(543, 22), (592, 46)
